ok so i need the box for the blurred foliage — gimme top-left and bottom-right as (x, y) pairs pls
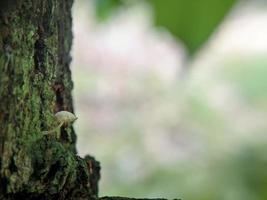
(222, 58), (267, 105)
(94, 0), (125, 20)
(75, 57), (267, 199)
(94, 0), (237, 55)
(147, 0), (237, 55)
(74, 1), (267, 199)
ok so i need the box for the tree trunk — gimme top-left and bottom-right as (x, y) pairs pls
(0, 1), (100, 199)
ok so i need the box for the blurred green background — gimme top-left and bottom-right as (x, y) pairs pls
(71, 0), (267, 199)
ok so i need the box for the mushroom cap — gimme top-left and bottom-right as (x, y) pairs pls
(55, 111), (78, 126)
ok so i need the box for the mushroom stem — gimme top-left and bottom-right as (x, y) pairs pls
(42, 121), (64, 138)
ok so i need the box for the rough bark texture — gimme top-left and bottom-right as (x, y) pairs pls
(0, 0), (100, 199)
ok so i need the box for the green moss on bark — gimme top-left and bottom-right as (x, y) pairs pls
(0, 1), (100, 199)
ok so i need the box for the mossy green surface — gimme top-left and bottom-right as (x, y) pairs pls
(0, 1), (100, 199)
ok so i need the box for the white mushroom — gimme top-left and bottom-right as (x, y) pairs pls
(42, 111), (78, 138)
(55, 111), (78, 126)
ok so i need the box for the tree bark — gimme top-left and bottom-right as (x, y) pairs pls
(0, 1), (100, 199)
